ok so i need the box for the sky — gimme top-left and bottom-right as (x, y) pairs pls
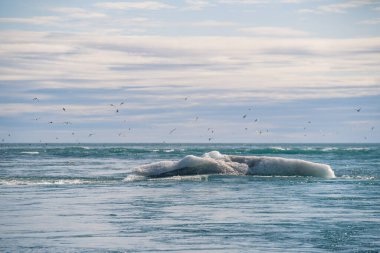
(0, 0), (379, 143)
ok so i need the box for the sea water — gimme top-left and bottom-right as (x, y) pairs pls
(0, 143), (379, 252)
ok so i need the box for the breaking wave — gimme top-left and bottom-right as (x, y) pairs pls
(133, 151), (336, 179)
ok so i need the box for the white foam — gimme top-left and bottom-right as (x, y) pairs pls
(123, 174), (146, 182)
(321, 147), (338, 151)
(270, 146), (288, 151)
(0, 179), (90, 186)
(133, 151), (336, 179)
(20, 151), (39, 155)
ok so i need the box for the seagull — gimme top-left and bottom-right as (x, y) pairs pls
(371, 126), (375, 130)
(72, 132), (75, 135)
(110, 104), (115, 107)
(184, 97), (188, 101)
(169, 128), (176, 134)
(88, 133), (94, 137)
(116, 109), (119, 113)
(208, 137), (212, 142)
(254, 118), (258, 122)
(32, 97), (39, 101)
(308, 121), (311, 124)
(195, 116), (199, 121)
(62, 108), (66, 111)
(356, 108), (361, 112)
(243, 114), (247, 119)
(48, 121), (53, 124)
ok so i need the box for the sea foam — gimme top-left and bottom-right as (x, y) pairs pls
(133, 151), (336, 179)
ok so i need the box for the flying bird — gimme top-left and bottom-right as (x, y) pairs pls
(169, 128), (176, 134)
(371, 126), (375, 130)
(88, 133), (94, 137)
(243, 114), (247, 119)
(356, 108), (361, 112)
(62, 108), (66, 111)
(32, 97), (39, 101)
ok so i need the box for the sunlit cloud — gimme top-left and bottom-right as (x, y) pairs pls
(50, 7), (107, 19)
(238, 26), (310, 37)
(0, 16), (61, 25)
(95, 1), (175, 10)
(299, 0), (376, 14)
(184, 0), (212, 10)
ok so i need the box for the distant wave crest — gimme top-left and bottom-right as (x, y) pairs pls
(133, 151), (336, 179)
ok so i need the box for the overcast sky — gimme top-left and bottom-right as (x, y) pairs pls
(0, 0), (379, 143)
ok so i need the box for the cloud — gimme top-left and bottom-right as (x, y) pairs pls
(184, 0), (212, 10)
(359, 18), (380, 25)
(218, 0), (269, 4)
(95, 1), (175, 10)
(0, 30), (379, 102)
(299, 0), (376, 14)
(191, 20), (237, 27)
(238, 26), (310, 37)
(50, 7), (107, 19)
(0, 16), (61, 25)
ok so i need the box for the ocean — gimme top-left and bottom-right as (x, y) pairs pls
(0, 143), (379, 252)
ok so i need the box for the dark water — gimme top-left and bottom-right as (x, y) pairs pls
(0, 143), (379, 252)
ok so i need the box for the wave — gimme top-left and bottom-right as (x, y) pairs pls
(20, 151), (39, 155)
(133, 151), (336, 179)
(0, 178), (92, 186)
(0, 176), (122, 186)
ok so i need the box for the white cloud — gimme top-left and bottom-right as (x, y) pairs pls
(184, 0), (212, 10)
(0, 31), (379, 101)
(191, 20), (237, 27)
(238, 26), (310, 37)
(299, 0), (376, 14)
(359, 18), (380, 25)
(218, 0), (269, 4)
(95, 1), (175, 10)
(0, 16), (61, 25)
(50, 7), (107, 19)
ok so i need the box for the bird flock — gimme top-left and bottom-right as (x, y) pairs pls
(0, 98), (376, 143)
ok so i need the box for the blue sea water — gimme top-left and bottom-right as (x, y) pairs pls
(0, 143), (379, 252)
